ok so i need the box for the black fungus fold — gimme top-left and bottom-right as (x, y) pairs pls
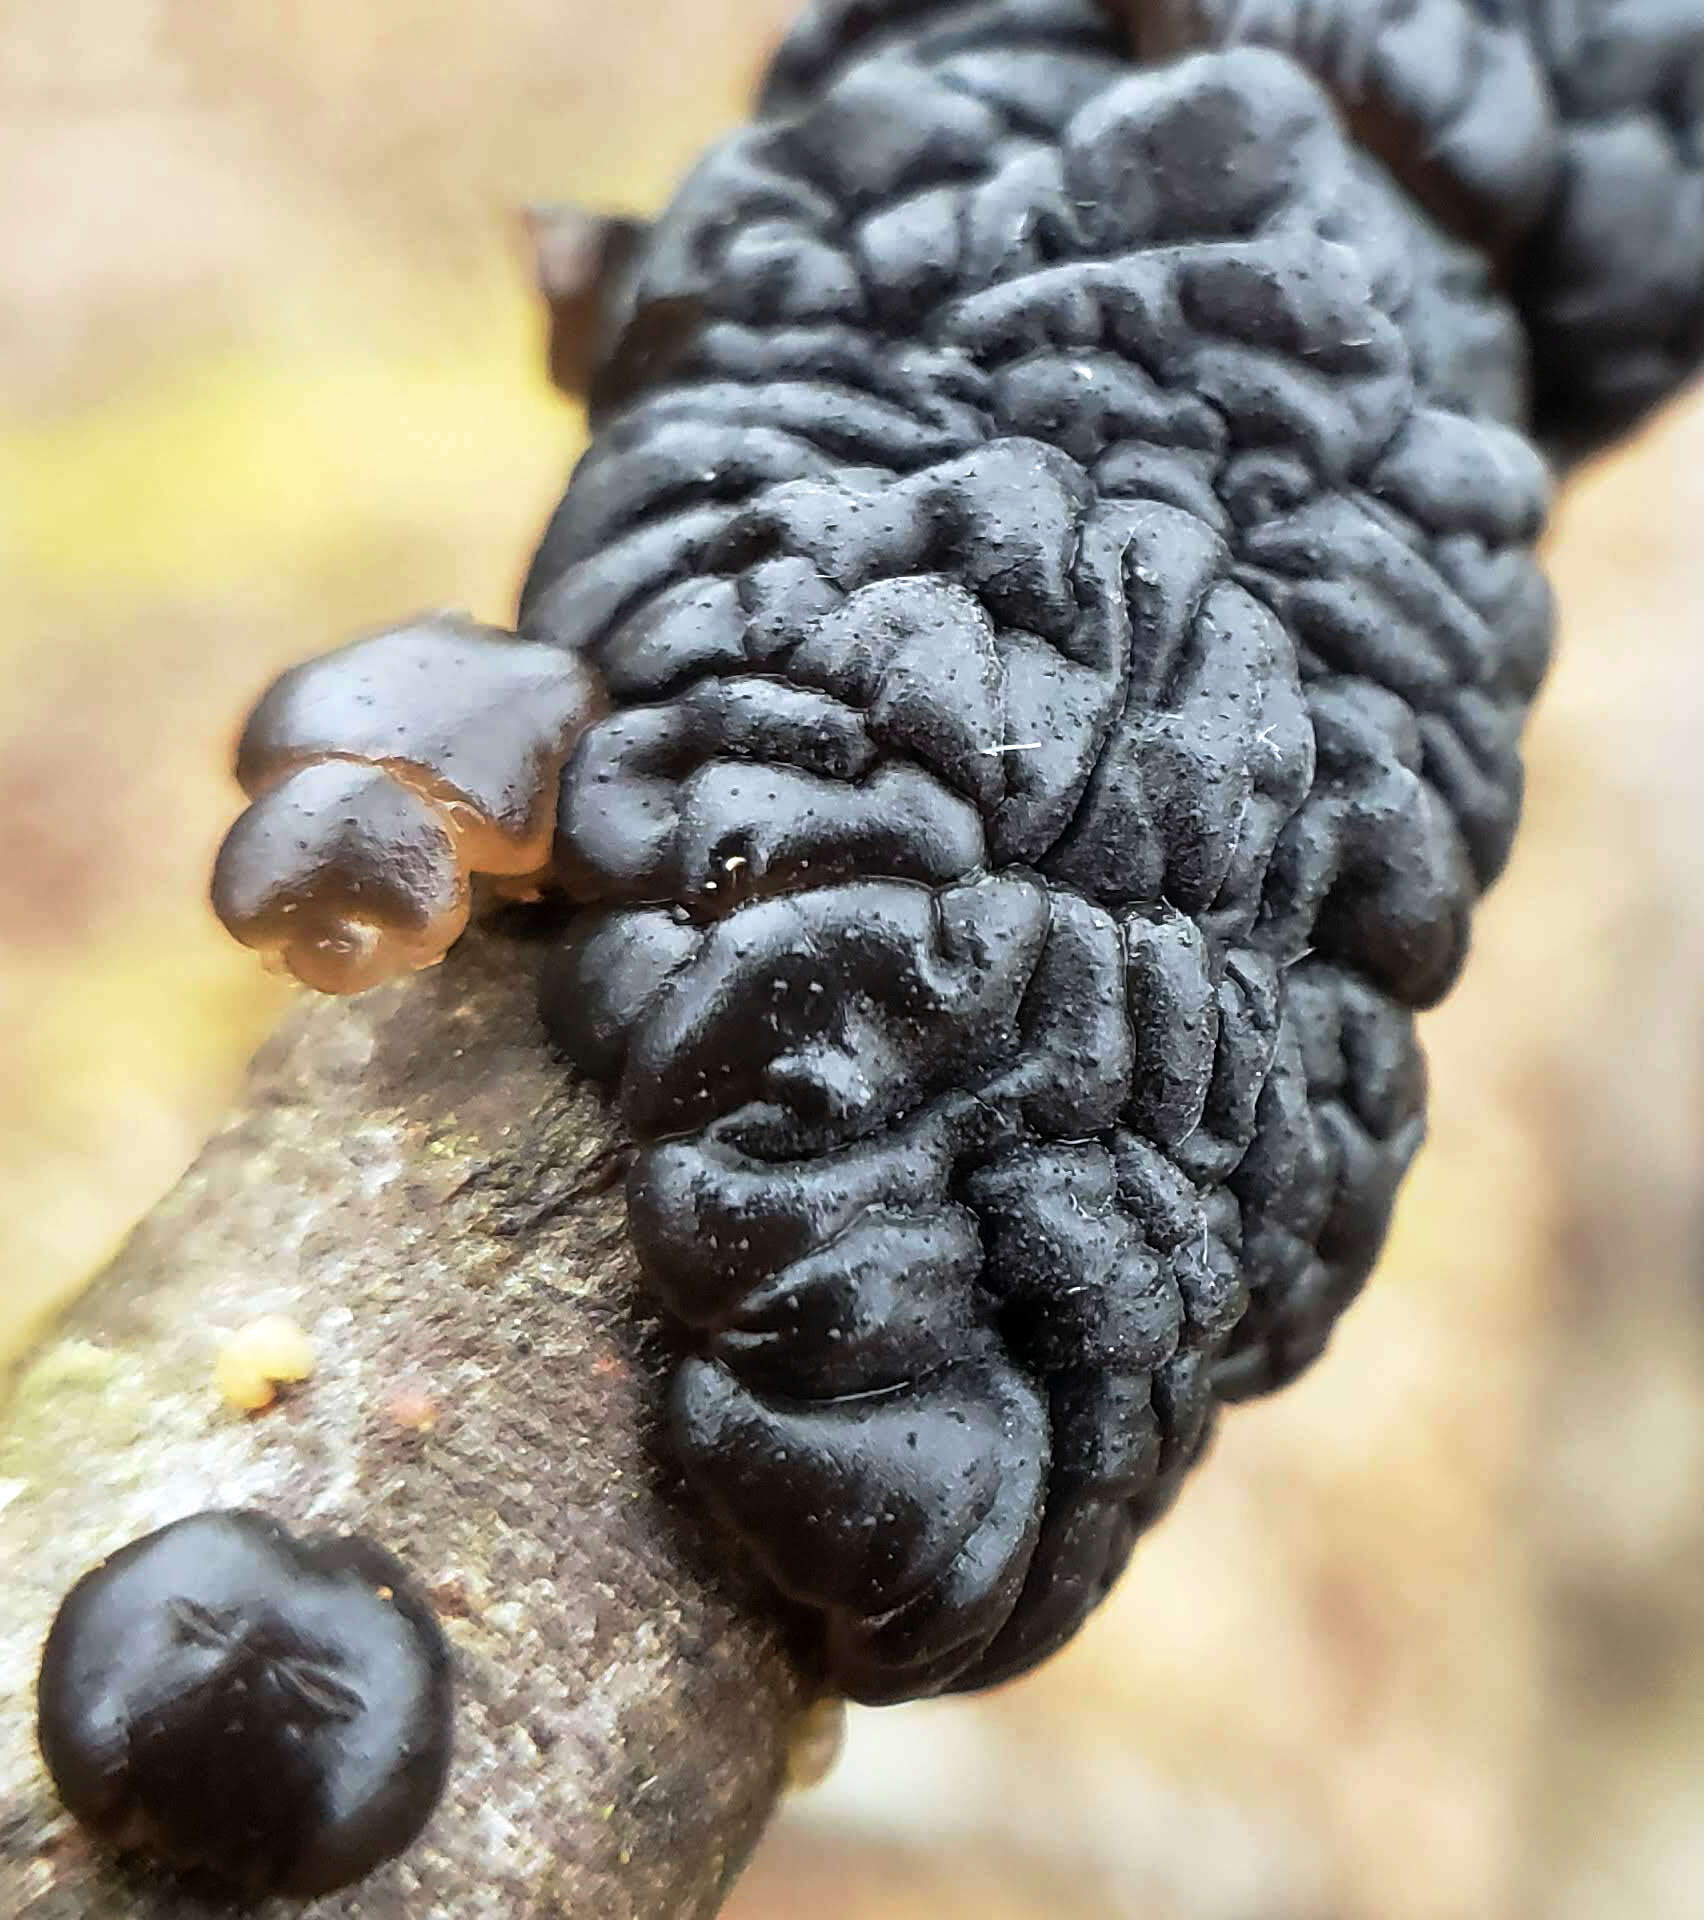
(527, 0), (1704, 1699)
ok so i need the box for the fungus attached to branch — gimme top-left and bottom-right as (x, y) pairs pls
(37, 1510), (453, 1898)
(201, 0), (1704, 1718)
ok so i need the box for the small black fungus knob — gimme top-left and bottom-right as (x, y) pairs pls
(37, 1509), (453, 1898)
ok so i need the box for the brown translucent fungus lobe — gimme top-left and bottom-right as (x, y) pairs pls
(214, 614), (602, 991)
(527, 204), (651, 399)
(235, 614), (602, 878)
(211, 759), (471, 994)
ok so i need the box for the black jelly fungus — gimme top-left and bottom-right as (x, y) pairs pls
(201, 0), (1704, 1708)
(37, 1509), (453, 1897)
(521, 0), (1704, 1702)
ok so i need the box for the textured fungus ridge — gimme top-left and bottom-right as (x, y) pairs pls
(525, 0), (1569, 1703)
(213, 0), (1704, 1707)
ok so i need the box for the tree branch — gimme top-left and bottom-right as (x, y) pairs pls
(0, 925), (811, 1919)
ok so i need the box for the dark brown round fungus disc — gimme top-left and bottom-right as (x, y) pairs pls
(37, 1509), (453, 1898)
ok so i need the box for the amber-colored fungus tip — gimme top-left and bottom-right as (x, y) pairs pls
(784, 1696), (847, 1791)
(211, 760), (471, 994)
(212, 615), (602, 993)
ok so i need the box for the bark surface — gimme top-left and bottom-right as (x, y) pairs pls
(0, 926), (809, 1920)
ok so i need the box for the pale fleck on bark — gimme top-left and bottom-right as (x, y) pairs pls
(0, 925), (812, 1920)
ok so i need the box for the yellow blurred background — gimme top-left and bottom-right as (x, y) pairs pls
(4, 5), (1703, 1916)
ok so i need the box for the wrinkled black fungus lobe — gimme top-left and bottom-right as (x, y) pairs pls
(526, 0), (1703, 1700)
(37, 1510), (453, 1895)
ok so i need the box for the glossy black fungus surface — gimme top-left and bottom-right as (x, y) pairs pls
(508, 0), (1702, 1703)
(37, 1510), (453, 1897)
(1105, 0), (1704, 458)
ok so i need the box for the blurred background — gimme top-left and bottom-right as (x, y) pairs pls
(4, 4), (1703, 1916)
